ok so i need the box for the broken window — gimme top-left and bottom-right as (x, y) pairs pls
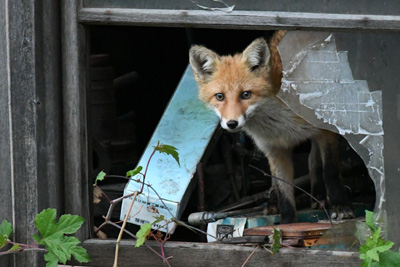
(85, 3), (400, 252)
(277, 31), (385, 227)
(114, 30), (387, 250)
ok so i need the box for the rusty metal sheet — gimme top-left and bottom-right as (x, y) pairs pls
(244, 222), (331, 238)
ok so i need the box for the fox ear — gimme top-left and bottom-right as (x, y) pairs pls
(189, 45), (219, 83)
(242, 38), (271, 72)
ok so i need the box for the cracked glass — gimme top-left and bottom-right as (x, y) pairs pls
(277, 31), (386, 230)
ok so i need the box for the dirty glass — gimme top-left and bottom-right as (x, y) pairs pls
(277, 31), (400, 237)
(83, 0), (400, 15)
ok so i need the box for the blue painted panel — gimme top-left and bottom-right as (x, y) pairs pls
(120, 65), (219, 231)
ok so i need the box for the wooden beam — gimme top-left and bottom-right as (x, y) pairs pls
(0, 0), (63, 266)
(82, 239), (361, 267)
(61, 0), (91, 241)
(78, 8), (400, 32)
(0, 1), (14, 266)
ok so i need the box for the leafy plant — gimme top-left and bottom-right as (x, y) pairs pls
(33, 209), (90, 266)
(0, 220), (16, 252)
(0, 209), (90, 267)
(271, 227), (282, 254)
(93, 170), (106, 186)
(154, 142), (180, 167)
(94, 142), (180, 267)
(126, 166), (143, 178)
(135, 216), (165, 248)
(359, 210), (400, 266)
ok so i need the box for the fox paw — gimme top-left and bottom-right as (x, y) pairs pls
(263, 204), (279, 215)
(329, 205), (355, 220)
(264, 188), (280, 215)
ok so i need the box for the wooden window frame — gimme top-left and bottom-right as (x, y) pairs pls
(61, 1), (400, 265)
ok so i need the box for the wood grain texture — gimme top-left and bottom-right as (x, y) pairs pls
(82, 239), (361, 267)
(0, 1), (14, 266)
(0, 0), (63, 266)
(35, 0), (64, 216)
(7, 4), (39, 264)
(78, 8), (400, 32)
(61, 0), (91, 242)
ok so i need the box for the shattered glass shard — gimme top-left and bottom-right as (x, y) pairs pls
(277, 31), (385, 220)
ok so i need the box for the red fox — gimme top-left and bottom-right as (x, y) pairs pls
(189, 31), (355, 223)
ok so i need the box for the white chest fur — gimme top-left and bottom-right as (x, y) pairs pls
(244, 97), (319, 152)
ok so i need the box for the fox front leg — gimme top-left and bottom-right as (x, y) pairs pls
(309, 139), (326, 209)
(315, 130), (355, 220)
(266, 147), (297, 224)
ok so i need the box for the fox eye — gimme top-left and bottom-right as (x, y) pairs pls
(240, 91), (252, 99)
(215, 93), (225, 101)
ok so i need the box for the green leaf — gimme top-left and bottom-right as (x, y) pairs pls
(135, 223), (152, 248)
(0, 220), (13, 237)
(371, 227), (382, 244)
(43, 235), (90, 265)
(366, 248), (380, 262)
(271, 227), (282, 254)
(70, 245), (91, 263)
(126, 166), (143, 177)
(360, 235), (378, 261)
(378, 249), (400, 266)
(35, 209), (57, 242)
(0, 235), (7, 249)
(366, 242), (395, 262)
(0, 220), (13, 248)
(360, 210), (399, 267)
(365, 210), (377, 232)
(8, 244), (20, 252)
(55, 214), (86, 236)
(152, 215), (165, 225)
(35, 209), (85, 241)
(44, 252), (59, 267)
(34, 209), (90, 264)
(43, 236), (80, 264)
(93, 170), (107, 186)
(154, 143), (180, 167)
(33, 234), (42, 244)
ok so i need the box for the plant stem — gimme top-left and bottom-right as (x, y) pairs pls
(109, 144), (172, 266)
(0, 241), (47, 256)
(113, 190), (139, 267)
(241, 245), (260, 267)
(112, 147), (157, 267)
(140, 148), (157, 193)
(106, 220), (167, 261)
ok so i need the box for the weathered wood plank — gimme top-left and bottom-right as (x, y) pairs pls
(82, 239), (361, 267)
(35, 0), (64, 218)
(379, 34), (400, 246)
(7, 1), (39, 265)
(0, 0), (64, 266)
(7, 0), (42, 265)
(78, 8), (400, 32)
(82, 0), (400, 16)
(61, 0), (91, 241)
(0, 1), (14, 266)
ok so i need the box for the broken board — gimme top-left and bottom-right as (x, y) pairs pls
(120, 65), (219, 233)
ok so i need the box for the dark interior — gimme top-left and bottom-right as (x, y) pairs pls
(89, 26), (375, 242)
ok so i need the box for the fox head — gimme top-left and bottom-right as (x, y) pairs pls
(189, 38), (277, 132)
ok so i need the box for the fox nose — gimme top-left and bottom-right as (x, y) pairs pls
(226, 120), (239, 129)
